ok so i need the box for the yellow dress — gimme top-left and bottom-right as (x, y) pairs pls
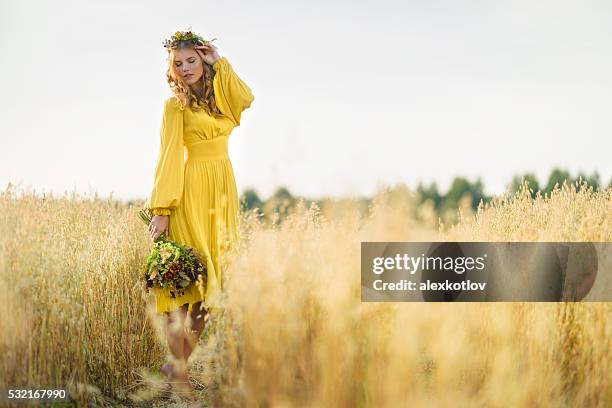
(144, 57), (255, 314)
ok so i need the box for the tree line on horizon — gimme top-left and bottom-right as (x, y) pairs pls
(239, 167), (609, 224)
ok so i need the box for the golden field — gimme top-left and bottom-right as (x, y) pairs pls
(0, 181), (610, 407)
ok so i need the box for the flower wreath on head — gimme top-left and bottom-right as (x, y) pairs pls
(163, 25), (217, 49)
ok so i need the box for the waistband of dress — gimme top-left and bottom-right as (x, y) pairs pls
(186, 137), (229, 161)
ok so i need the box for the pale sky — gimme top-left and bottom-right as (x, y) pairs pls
(1, 0), (610, 202)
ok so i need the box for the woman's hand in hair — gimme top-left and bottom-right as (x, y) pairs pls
(194, 43), (221, 66)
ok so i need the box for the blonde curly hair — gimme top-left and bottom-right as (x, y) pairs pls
(165, 42), (223, 116)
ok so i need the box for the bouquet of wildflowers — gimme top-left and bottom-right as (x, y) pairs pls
(138, 208), (207, 298)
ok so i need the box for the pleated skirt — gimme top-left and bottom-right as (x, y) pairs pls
(152, 139), (239, 314)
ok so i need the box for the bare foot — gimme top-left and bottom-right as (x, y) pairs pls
(169, 366), (196, 399)
(173, 383), (196, 400)
(160, 361), (173, 380)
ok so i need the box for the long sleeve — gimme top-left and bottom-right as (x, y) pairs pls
(213, 57), (255, 126)
(145, 97), (185, 216)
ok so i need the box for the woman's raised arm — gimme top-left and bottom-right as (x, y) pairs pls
(212, 57), (255, 127)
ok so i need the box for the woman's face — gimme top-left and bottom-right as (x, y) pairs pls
(172, 48), (204, 86)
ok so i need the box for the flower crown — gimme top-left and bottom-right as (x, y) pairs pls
(162, 27), (217, 49)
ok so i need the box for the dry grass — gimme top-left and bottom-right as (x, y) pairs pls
(0, 180), (610, 407)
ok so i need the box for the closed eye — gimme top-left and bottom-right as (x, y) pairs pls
(175, 58), (197, 66)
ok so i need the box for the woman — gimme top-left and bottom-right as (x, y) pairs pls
(144, 29), (255, 396)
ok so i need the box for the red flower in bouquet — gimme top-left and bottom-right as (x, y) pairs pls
(164, 261), (182, 282)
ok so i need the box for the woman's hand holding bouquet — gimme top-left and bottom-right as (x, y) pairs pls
(138, 208), (207, 299)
